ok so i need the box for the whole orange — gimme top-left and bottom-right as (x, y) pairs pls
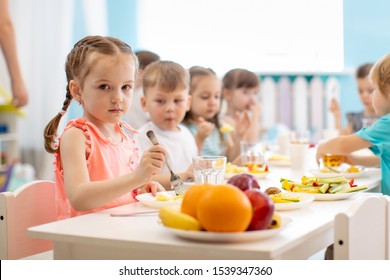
(196, 184), (253, 232)
(181, 184), (210, 219)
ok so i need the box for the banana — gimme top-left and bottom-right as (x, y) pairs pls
(219, 124), (234, 133)
(268, 212), (282, 229)
(159, 205), (202, 231)
(270, 193), (300, 203)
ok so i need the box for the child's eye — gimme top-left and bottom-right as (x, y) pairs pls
(99, 84), (110, 90)
(155, 99), (165, 104)
(122, 84), (133, 91)
(175, 99), (184, 103)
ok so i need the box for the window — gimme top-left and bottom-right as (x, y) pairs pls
(137, 0), (343, 76)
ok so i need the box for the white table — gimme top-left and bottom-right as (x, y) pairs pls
(28, 167), (381, 260)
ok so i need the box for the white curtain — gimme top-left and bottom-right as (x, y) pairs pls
(8, 0), (75, 180)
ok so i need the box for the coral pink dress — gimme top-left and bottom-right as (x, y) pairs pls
(54, 118), (139, 219)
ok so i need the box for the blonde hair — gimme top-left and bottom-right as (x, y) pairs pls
(370, 53), (390, 97)
(143, 61), (189, 95)
(44, 36), (138, 153)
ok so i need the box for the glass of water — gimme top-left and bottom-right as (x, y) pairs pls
(192, 156), (227, 184)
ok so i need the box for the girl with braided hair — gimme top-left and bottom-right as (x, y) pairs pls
(44, 36), (166, 219)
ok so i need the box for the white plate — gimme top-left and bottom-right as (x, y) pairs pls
(308, 168), (366, 179)
(136, 191), (182, 209)
(274, 193), (314, 211)
(163, 216), (292, 243)
(313, 168), (366, 179)
(286, 191), (361, 201)
(225, 172), (269, 180)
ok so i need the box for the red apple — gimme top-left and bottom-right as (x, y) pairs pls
(227, 173), (260, 192)
(244, 189), (275, 231)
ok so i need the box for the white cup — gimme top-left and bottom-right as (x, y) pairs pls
(192, 156), (227, 184)
(289, 143), (309, 171)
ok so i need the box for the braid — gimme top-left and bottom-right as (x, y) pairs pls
(43, 87), (73, 153)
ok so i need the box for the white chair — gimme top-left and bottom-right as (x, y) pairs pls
(334, 195), (386, 260)
(0, 180), (56, 259)
(382, 195), (390, 260)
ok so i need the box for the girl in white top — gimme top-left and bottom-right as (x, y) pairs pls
(134, 61), (196, 189)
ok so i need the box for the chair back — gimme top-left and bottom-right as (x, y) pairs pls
(334, 195), (386, 259)
(0, 180), (56, 259)
(383, 195), (390, 260)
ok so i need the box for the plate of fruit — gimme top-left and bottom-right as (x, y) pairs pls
(163, 215), (291, 243)
(225, 163), (269, 179)
(308, 164), (366, 179)
(264, 187), (314, 211)
(280, 176), (368, 201)
(159, 184), (291, 243)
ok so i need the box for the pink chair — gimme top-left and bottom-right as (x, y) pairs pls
(0, 180), (56, 259)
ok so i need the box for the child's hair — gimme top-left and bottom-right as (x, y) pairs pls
(135, 50), (160, 70)
(370, 53), (390, 97)
(183, 66), (223, 140)
(356, 63), (373, 79)
(143, 60), (190, 95)
(44, 35), (138, 154)
(222, 68), (260, 90)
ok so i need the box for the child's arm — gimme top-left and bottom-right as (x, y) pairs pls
(316, 134), (372, 164)
(347, 153), (380, 167)
(246, 102), (261, 142)
(60, 128), (166, 212)
(194, 117), (214, 154)
(226, 112), (251, 162)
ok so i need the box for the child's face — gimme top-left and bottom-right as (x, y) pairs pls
(141, 86), (191, 131)
(74, 53), (136, 126)
(372, 84), (390, 116)
(224, 87), (258, 111)
(189, 75), (222, 121)
(357, 77), (375, 111)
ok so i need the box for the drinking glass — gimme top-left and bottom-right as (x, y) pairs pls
(240, 141), (265, 170)
(192, 156), (227, 184)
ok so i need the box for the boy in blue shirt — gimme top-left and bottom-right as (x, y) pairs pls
(317, 53), (390, 195)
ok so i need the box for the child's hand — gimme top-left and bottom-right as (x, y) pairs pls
(181, 165), (194, 182)
(329, 98), (341, 116)
(137, 181), (166, 196)
(234, 111), (251, 139)
(136, 145), (166, 182)
(249, 102), (261, 118)
(196, 117), (215, 140)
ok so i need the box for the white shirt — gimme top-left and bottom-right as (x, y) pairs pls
(135, 122), (198, 174)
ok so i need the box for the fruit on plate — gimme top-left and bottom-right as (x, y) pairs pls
(227, 173), (260, 191)
(159, 205), (202, 231)
(268, 212), (282, 229)
(269, 193), (301, 203)
(225, 162), (248, 174)
(280, 176), (367, 194)
(181, 184), (209, 219)
(244, 189), (275, 230)
(197, 184), (252, 232)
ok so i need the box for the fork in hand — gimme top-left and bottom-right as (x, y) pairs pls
(146, 130), (187, 195)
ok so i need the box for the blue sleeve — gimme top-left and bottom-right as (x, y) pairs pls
(356, 114), (390, 156)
